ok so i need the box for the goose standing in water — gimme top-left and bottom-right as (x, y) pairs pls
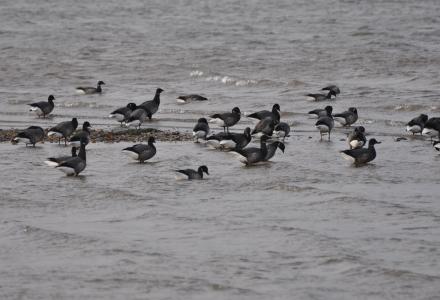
(230, 135), (269, 166)
(44, 147), (77, 167)
(28, 95), (55, 118)
(406, 114), (428, 135)
(51, 138), (87, 176)
(122, 136), (157, 163)
(125, 106), (152, 130)
(340, 138), (381, 166)
(175, 165), (209, 180)
(347, 126), (367, 149)
(251, 117), (276, 138)
(422, 117), (440, 140)
(139, 88), (164, 119)
(193, 118), (210, 143)
(219, 127), (252, 150)
(12, 126), (45, 147)
(76, 81), (105, 94)
(69, 121), (92, 147)
(109, 103), (137, 126)
(333, 107), (358, 127)
(321, 85), (340, 97)
(273, 122), (290, 141)
(315, 106), (334, 141)
(308, 107), (328, 118)
(306, 90), (336, 101)
(247, 104), (281, 123)
(206, 132), (232, 149)
(48, 118), (79, 145)
(210, 107), (241, 133)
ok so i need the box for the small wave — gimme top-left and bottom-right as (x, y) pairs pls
(393, 104), (426, 112)
(190, 70), (282, 87)
(60, 102), (112, 109)
(190, 70), (204, 77)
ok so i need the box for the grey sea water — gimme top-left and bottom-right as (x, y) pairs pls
(1, 0), (440, 299)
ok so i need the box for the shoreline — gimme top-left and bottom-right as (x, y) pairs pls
(1, 127), (193, 144)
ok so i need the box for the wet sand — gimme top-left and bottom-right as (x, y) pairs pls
(1, 127), (193, 144)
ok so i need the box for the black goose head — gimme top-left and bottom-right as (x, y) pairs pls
(324, 106), (333, 116)
(356, 126), (366, 133)
(82, 121), (92, 132)
(127, 103), (137, 110)
(48, 95), (55, 101)
(72, 118), (79, 128)
(97, 81), (105, 85)
(420, 114), (429, 124)
(198, 118), (208, 124)
(156, 88), (164, 94)
(349, 107), (358, 115)
(232, 107), (241, 115)
(148, 136), (156, 144)
(368, 138), (381, 146)
(272, 103), (280, 112)
(244, 127), (251, 136)
(198, 165), (209, 176)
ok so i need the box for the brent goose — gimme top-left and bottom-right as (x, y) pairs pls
(176, 94), (208, 103)
(206, 132), (233, 149)
(406, 114), (428, 135)
(175, 165), (209, 180)
(109, 103), (137, 126)
(52, 138), (87, 176)
(347, 126), (366, 149)
(273, 122), (290, 141)
(69, 121), (92, 147)
(230, 135), (269, 165)
(219, 127), (252, 150)
(422, 117), (440, 140)
(122, 136), (156, 163)
(340, 138), (381, 166)
(251, 117), (276, 138)
(308, 107), (328, 118)
(193, 118), (210, 143)
(12, 126), (45, 147)
(76, 81), (105, 94)
(306, 90), (336, 101)
(28, 95), (55, 118)
(333, 107), (358, 126)
(139, 88), (164, 118)
(321, 85), (341, 96)
(48, 118), (79, 145)
(315, 106), (334, 141)
(210, 107), (241, 133)
(125, 106), (152, 130)
(264, 141), (285, 161)
(247, 104), (281, 123)
(44, 146), (77, 167)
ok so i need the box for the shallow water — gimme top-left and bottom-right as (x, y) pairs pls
(1, 0), (440, 299)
